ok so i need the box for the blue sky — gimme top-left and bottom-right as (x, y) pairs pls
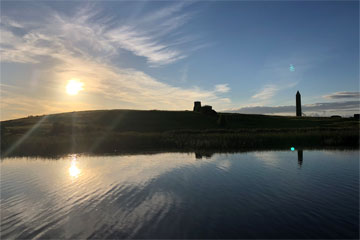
(1, 1), (359, 120)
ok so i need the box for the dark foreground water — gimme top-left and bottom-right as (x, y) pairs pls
(1, 151), (359, 239)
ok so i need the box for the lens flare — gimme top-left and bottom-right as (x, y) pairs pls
(289, 64), (295, 72)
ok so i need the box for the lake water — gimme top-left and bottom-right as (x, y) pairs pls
(1, 151), (358, 239)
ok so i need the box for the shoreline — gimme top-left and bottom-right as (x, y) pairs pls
(2, 129), (358, 158)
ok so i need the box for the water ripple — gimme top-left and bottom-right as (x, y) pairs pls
(1, 151), (359, 239)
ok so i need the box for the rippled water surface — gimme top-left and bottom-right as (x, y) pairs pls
(1, 151), (359, 239)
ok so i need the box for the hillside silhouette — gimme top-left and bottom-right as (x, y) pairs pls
(1, 109), (359, 157)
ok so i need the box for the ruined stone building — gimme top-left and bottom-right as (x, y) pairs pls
(193, 101), (217, 115)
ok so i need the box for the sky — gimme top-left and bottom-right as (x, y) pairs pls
(0, 0), (359, 120)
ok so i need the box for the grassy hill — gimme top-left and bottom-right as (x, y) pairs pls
(2, 109), (358, 132)
(1, 109), (359, 157)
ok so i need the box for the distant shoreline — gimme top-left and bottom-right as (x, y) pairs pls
(2, 147), (359, 160)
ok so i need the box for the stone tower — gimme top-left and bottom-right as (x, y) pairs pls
(296, 91), (302, 117)
(193, 101), (201, 112)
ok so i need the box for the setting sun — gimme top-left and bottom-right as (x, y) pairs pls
(66, 79), (84, 95)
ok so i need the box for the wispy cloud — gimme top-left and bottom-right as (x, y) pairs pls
(94, 2), (195, 66)
(251, 84), (278, 100)
(0, 3), (231, 120)
(323, 91), (360, 99)
(1, 3), (199, 66)
(251, 81), (298, 104)
(106, 26), (185, 66)
(179, 64), (189, 83)
(214, 84), (230, 93)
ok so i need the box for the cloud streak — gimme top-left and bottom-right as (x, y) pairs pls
(323, 91), (360, 99)
(251, 85), (278, 100)
(214, 84), (230, 93)
(1, 3), (197, 66)
(227, 101), (360, 116)
(251, 81), (298, 102)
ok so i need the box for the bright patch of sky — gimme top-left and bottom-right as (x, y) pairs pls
(1, 1), (358, 120)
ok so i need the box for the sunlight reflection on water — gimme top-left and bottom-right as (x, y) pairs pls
(69, 155), (81, 178)
(0, 151), (358, 239)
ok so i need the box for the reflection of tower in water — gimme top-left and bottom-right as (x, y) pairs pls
(297, 150), (303, 167)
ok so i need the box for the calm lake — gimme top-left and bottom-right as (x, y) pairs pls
(1, 150), (358, 239)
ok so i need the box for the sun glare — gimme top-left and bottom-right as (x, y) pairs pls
(66, 79), (84, 95)
(69, 157), (81, 178)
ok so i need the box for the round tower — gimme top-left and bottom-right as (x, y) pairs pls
(296, 91), (302, 117)
(193, 101), (201, 112)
